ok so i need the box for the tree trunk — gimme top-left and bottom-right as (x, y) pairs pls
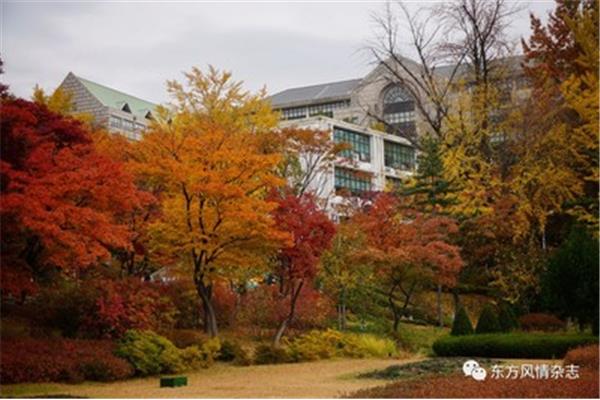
(338, 287), (347, 331)
(437, 284), (443, 327)
(196, 281), (218, 338)
(392, 306), (401, 332)
(388, 295), (401, 332)
(452, 287), (461, 313)
(273, 279), (304, 346)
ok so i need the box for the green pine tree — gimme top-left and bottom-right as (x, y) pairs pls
(451, 306), (474, 336)
(475, 304), (502, 334)
(402, 135), (456, 213)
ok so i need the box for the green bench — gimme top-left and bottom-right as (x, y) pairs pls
(160, 376), (188, 388)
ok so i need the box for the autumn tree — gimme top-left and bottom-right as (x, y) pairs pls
(355, 193), (462, 332)
(0, 97), (143, 298)
(270, 192), (335, 345)
(277, 127), (348, 200)
(368, 2), (465, 146)
(516, 0), (599, 237)
(320, 220), (368, 331)
(32, 85), (94, 126)
(131, 67), (287, 337)
(402, 134), (459, 325)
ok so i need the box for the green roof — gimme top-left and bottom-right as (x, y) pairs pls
(75, 74), (158, 119)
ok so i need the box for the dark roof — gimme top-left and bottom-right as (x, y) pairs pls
(435, 55), (526, 78)
(270, 78), (362, 108)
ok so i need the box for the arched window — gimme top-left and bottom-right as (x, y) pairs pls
(382, 85), (416, 136)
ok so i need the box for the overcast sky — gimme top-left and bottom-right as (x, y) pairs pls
(2, 1), (555, 105)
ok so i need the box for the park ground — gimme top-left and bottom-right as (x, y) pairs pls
(2, 356), (597, 398)
(1, 358), (419, 398)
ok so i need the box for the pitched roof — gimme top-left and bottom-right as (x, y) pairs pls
(73, 74), (158, 119)
(270, 78), (362, 108)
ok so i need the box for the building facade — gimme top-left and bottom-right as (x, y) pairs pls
(269, 62), (422, 210)
(269, 56), (528, 211)
(58, 72), (158, 141)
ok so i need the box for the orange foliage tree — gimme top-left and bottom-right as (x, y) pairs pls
(354, 193), (463, 331)
(131, 67), (288, 337)
(0, 98), (143, 298)
(277, 127), (349, 199)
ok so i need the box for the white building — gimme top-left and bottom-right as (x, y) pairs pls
(270, 63), (420, 213)
(279, 116), (414, 210)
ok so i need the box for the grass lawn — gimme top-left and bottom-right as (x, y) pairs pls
(1, 358), (420, 398)
(346, 319), (448, 355)
(394, 323), (448, 355)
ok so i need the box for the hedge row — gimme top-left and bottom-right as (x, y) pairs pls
(0, 339), (134, 384)
(433, 333), (598, 359)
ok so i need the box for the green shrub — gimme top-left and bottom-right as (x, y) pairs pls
(116, 330), (219, 376)
(498, 304), (519, 332)
(254, 344), (291, 365)
(432, 333), (598, 359)
(158, 346), (186, 373)
(475, 304), (501, 334)
(286, 329), (396, 362)
(179, 346), (203, 370)
(345, 333), (396, 358)
(217, 339), (240, 362)
(199, 337), (221, 366)
(218, 339), (252, 365)
(391, 323), (447, 355)
(287, 330), (342, 361)
(116, 330), (173, 375)
(451, 307), (473, 336)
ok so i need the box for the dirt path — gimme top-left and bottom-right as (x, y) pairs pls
(2, 357), (421, 398)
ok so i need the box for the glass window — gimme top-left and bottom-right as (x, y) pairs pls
(382, 85), (416, 137)
(281, 107), (307, 120)
(385, 111), (415, 124)
(122, 119), (134, 131)
(383, 85), (410, 105)
(334, 127), (371, 162)
(384, 140), (415, 170)
(307, 100), (350, 117)
(109, 115), (122, 129)
(334, 167), (371, 194)
(135, 123), (145, 132)
(280, 100), (350, 120)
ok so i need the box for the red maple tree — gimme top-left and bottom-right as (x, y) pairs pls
(270, 191), (336, 345)
(0, 98), (144, 297)
(354, 193), (463, 331)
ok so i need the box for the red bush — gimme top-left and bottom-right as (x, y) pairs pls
(0, 339), (134, 384)
(237, 284), (334, 332)
(163, 329), (208, 349)
(350, 371), (599, 398)
(212, 281), (239, 328)
(84, 278), (177, 338)
(564, 344), (599, 370)
(518, 313), (565, 332)
(161, 280), (202, 329)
